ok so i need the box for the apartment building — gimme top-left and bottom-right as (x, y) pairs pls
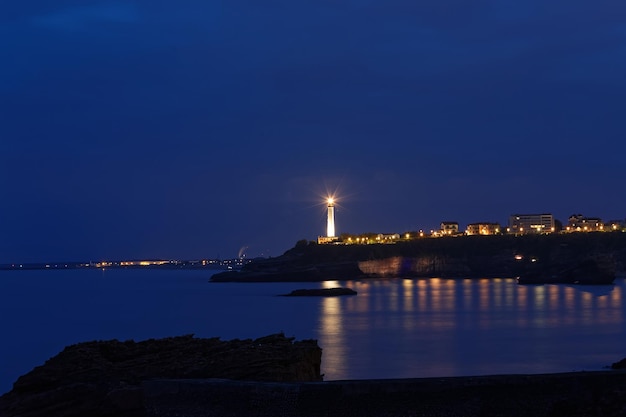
(508, 214), (555, 234)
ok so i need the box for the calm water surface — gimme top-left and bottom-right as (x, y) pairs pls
(1, 269), (625, 394)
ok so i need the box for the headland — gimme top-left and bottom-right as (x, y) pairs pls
(211, 232), (626, 282)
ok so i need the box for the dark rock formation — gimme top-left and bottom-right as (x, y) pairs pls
(0, 333), (322, 417)
(282, 287), (357, 296)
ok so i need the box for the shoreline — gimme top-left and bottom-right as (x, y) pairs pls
(3, 331), (626, 416)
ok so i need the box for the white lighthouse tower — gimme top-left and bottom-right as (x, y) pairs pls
(327, 197), (335, 237)
(318, 196), (339, 244)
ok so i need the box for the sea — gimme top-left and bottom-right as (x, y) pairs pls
(1, 268), (626, 395)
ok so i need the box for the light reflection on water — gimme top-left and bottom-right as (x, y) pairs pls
(316, 278), (625, 381)
(1, 270), (625, 393)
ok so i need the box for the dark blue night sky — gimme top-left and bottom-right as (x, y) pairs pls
(1, 1), (625, 262)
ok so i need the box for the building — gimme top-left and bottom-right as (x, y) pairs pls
(565, 214), (604, 232)
(376, 233), (401, 242)
(508, 214), (555, 234)
(466, 222), (501, 235)
(317, 236), (339, 244)
(440, 221), (459, 235)
(607, 220), (625, 231)
(318, 197), (339, 244)
(327, 198), (335, 237)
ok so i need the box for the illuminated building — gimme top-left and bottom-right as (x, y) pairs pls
(466, 222), (501, 235)
(440, 221), (459, 235)
(376, 233), (400, 242)
(565, 214), (603, 232)
(318, 197), (339, 244)
(607, 220), (625, 231)
(327, 197), (335, 237)
(508, 214), (555, 234)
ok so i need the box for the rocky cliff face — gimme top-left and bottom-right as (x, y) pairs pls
(358, 255), (474, 277)
(0, 333), (322, 417)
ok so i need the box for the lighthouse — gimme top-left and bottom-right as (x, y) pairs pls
(318, 196), (339, 244)
(327, 197), (335, 237)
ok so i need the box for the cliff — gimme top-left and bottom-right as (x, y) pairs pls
(211, 233), (626, 282)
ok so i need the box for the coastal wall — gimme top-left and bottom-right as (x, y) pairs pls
(144, 371), (626, 417)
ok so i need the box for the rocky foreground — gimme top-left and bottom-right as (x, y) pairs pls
(4, 334), (626, 417)
(0, 333), (321, 417)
